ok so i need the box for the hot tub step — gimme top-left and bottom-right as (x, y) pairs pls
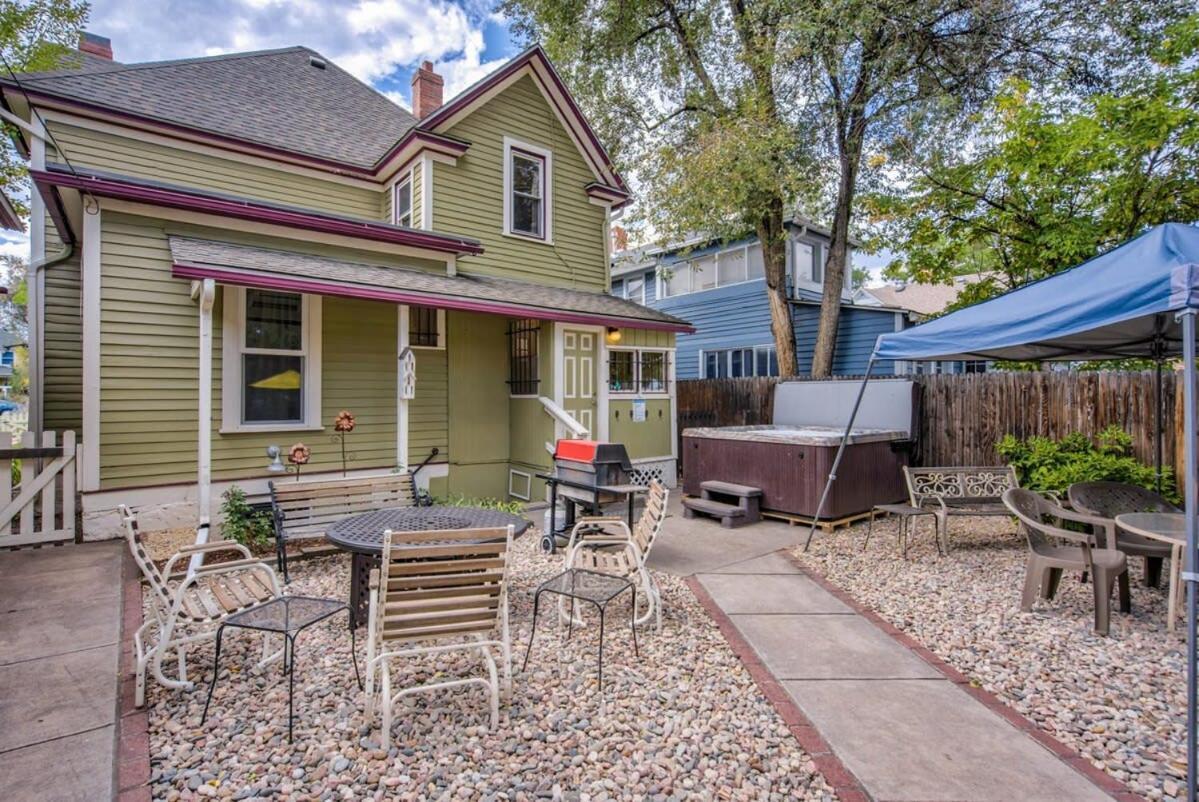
(700, 480), (763, 498)
(682, 497), (751, 529)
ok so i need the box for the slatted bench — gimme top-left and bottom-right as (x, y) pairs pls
(904, 465), (1018, 553)
(683, 480), (763, 528)
(269, 473), (418, 582)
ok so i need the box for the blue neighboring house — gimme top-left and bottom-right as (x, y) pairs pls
(611, 216), (908, 379)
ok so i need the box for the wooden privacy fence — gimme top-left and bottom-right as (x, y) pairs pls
(678, 372), (1181, 476)
(0, 430), (77, 547)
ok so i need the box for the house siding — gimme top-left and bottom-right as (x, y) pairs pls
(432, 74), (608, 290)
(653, 278), (899, 378)
(42, 211), (82, 433)
(45, 121), (382, 219)
(95, 211), (455, 489)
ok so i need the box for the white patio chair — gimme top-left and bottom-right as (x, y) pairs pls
(364, 525), (514, 747)
(121, 504), (282, 706)
(562, 480), (669, 630)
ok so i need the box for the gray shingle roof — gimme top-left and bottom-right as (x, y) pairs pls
(14, 47), (418, 169)
(168, 236), (692, 331)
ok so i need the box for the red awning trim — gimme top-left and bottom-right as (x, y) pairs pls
(172, 261), (694, 333)
(32, 168), (483, 256)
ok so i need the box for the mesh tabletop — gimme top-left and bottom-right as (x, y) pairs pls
(223, 596), (347, 634)
(326, 505), (531, 554)
(535, 569), (633, 605)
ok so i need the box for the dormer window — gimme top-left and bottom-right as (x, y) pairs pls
(503, 137), (552, 242)
(395, 175), (413, 228)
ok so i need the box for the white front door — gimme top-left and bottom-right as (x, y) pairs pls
(562, 328), (597, 436)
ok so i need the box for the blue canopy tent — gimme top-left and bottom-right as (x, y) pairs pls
(805, 222), (1199, 801)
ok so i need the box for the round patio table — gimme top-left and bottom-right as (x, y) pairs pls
(1115, 512), (1185, 632)
(326, 505), (532, 628)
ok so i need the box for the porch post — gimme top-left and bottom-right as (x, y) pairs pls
(1180, 308), (1198, 802)
(397, 305), (410, 471)
(190, 279), (216, 575)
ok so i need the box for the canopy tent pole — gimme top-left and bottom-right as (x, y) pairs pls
(802, 357), (877, 552)
(1181, 308), (1198, 802)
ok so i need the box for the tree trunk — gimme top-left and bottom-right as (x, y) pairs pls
(811, 121), (866, 378)
(758, 195), (797, 377)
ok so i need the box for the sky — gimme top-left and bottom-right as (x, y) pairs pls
(0, 0), (522, 260)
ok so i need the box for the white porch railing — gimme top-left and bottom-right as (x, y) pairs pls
(0, 430), (77, 547)
(539, 396), (588, 454)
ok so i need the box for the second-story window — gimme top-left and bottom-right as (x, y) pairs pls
(503, 138), (552, 241)
(395, 175), (413, 227)
(625, 275), (645, 304)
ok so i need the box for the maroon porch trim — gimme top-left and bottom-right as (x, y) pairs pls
(32, 168), (483, 256)
(171, 262), (694, 333)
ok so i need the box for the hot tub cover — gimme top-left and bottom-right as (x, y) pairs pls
(682, 425), (907, 447)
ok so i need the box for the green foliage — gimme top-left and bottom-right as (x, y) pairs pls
(996, 426), (1176, 502)
(219, 486), (273, 551)
(0, 0), (90, 217)
(432, 493), (526, 516)
(871, 13), (1199, 305)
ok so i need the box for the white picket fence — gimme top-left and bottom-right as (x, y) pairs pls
(0, 430), (77, 547)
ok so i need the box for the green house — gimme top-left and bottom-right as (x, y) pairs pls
(3, 37), (691, 538)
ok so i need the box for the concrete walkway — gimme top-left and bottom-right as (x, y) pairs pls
(649, 499), (1117, 802)
(0, 541), (125, 802)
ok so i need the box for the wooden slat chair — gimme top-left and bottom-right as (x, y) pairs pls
(270, 472), (418, 582)
(121, 504), (282, 706)
(364, 525), (514, 746)
(563, 480), (669, 630)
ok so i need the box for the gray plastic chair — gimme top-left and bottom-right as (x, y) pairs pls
(1066, 481), (1177, 587)
(1002, 488), (1129, 636)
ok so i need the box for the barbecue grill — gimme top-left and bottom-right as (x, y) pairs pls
(536, 439), (644, 553)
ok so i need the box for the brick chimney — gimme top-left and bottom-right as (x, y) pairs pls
(78, 32), (113, 60)
(612, 225), (629, 253)
(410, 61), (443, 120)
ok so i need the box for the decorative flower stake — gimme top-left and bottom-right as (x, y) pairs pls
(288, 442), (310, 481)
(334, 410), (356, 476)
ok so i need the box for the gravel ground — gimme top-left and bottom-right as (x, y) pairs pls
(145, 531), (836, 801)
(793, 516), (1186, 802)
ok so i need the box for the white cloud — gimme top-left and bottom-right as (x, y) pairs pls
(0, 232), (29, 261)
(87, 0), (508, 102)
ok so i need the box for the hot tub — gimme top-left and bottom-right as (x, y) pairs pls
(681, 380), (918, 521)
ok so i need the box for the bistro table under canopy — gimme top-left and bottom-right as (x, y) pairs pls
(326, 505), (532, 628)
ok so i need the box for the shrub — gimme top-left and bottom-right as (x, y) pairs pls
(432, 492), (526, 515)
(996, 425), (1177, 503)
(219, 486), (274, 551)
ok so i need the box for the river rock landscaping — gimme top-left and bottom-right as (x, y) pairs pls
(794, 516), (1186, 802)
(145, 531), (836, 801)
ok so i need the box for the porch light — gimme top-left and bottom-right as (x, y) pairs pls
(605, 327), (622, 345)
(265, 445), (286, 473)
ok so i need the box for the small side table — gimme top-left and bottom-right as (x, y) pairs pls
(522, 569), (638, 690)
(202, 596), (362, 742)
(864, 503), (939, 558)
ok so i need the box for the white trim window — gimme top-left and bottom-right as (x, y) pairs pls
(660, 242), (765, 298)
(395, 173), (414, 227)
(608, 348), (671, 396)
(701, 345), (778, 378)
(503, 137), (553, 242)
(409, 306), (445, 349)
(793, 239), (822, 287)
(222, 286), (322, 431)
(624, 273), (646, 304)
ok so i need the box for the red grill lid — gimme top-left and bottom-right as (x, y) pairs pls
(555, 439), (600, 462)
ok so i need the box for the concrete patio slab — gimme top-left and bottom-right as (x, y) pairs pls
(0, 594), (120, 665)
(0, 643), (119, 753)
(0, 540), (125, 801)
(729, 613), (944, 680)
(782, 678), (1113, 802)
(2, 726), (114, 802)
(705, 551), (802, 575)
(697, 573), (851, 615)
(649, 496), (807, 576)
